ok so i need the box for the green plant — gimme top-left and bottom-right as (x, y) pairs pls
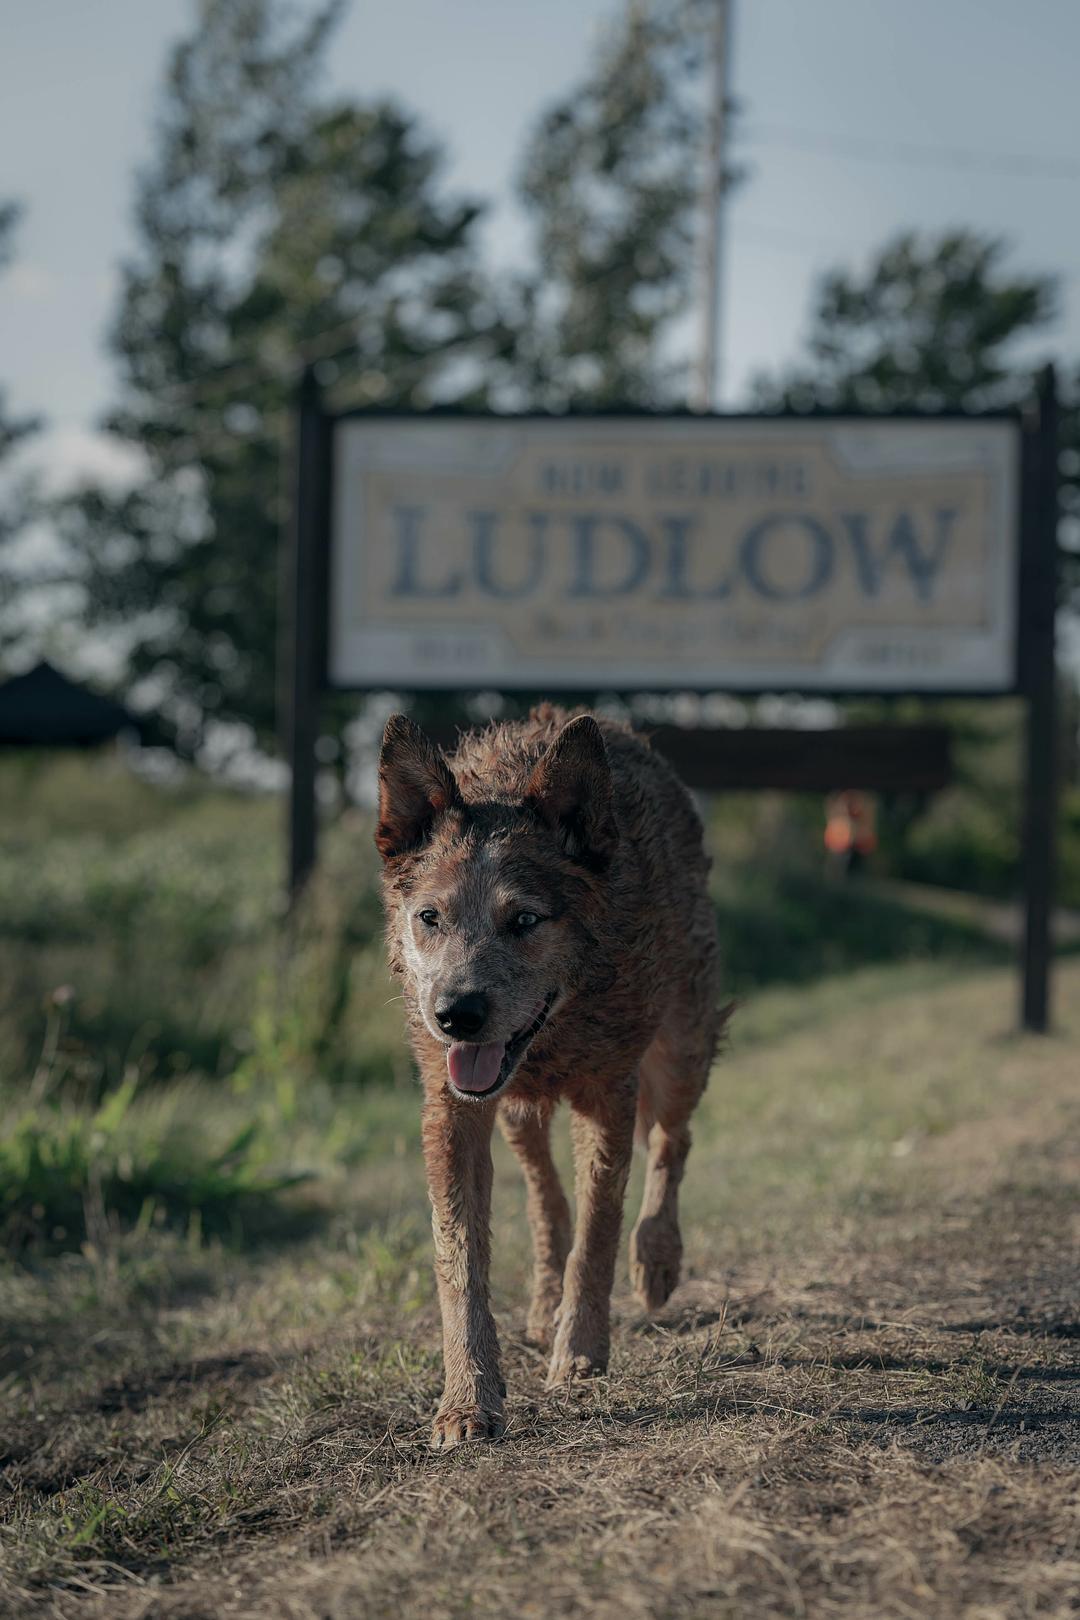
(0, 1071), (310, 1254)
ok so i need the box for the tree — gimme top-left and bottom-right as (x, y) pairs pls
(753, 230), (1056, 414)
(61, 0), (512, 754)
(753, 229), (1072, 880)
(0, 202), (42, 663)
(513, 0), (721, 409)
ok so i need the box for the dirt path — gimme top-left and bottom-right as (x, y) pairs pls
(3, 964), (1078, 1619)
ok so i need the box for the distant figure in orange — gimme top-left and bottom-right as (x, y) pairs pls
(824, 790), (878, 877)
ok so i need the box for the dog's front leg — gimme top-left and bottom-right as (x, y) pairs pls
(422, 1091), (505, 1448)
(499, 1106), (572, 1347)
(547, 1075), (637, 1386)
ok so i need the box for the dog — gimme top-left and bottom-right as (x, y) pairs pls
(376, 704), (724, 1448)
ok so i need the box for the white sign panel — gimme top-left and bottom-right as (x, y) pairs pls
(328, 416), (1020, 692)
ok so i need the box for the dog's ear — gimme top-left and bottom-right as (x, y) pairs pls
(525, 716), (617, 871)
(376, 714), (461, 861)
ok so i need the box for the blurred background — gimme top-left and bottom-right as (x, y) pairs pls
(1, 0), (1079, 1367)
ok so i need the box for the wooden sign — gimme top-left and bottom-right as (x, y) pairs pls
(326, 416), (1020, 694)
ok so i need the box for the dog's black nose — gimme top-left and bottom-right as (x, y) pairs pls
(435, 992), (489, 1040)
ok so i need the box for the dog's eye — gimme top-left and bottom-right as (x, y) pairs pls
(513, 911), (541, 931)
(417, 908), (439, 928)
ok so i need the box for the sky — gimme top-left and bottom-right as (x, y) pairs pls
(3, 0), (1080, 501)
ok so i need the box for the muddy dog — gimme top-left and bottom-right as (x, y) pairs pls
(376, 705), (723, 1447)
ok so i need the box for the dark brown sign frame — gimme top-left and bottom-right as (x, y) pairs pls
(283, 370), (1060, 1032)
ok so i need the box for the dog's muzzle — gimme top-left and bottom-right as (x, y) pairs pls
(445, 990), (558, 1100)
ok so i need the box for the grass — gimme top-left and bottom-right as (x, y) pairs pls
(0, 753), (406, 1091)
(1, 751), (1078, 1616)
(0, 753), (1014, 1092)
(1, 960), (1078, 1618)
(0, 1072), (312, 1254)
(0, 751), (1015, 1275)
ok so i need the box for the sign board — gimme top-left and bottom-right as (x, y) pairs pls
(327, 416), (1020, 693)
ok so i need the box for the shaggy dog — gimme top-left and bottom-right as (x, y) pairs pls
(376, 705), (724, 1447)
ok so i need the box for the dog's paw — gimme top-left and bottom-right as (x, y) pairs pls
(525, 1313), (556, 1350)
(545, 1349), (607, 1388)
(547, 1306), (610, 1386)
(430, 1402), (505, 1449)
(629, 1217), (682, 1313)
(525, 1287), (563, 1349)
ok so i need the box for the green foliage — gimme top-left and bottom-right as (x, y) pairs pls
(232, 810), (412, 1095)
(6, 751), (1076, 1111)
(59, 0), (510, 752)
(707, 794), (1008, 992)
(715, 866), (1005, 993)
(0, 753), (410, 1092)
(852, 698), (1032, 900)
(0, 201), (42, 661)
(887, 707), (1023, 897)
(0, 1071), (308, 1254)
(754, 230), (1056, 414)
(514, 0), (713, 407)
(0, 754), (282, 1081)
(0, 817), (270, 951)
(1060, 785), (1080, 905)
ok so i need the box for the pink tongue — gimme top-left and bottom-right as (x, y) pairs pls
(447, 1041), (505, 1094)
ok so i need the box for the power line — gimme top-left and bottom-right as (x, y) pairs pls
(738, 122), (1080, 181)
(732, 219), (1080, 282)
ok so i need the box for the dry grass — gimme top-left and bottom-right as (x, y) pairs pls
(2, 961), (1078, 1620)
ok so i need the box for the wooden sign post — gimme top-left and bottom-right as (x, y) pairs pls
(1018, 367), (1060, 1033)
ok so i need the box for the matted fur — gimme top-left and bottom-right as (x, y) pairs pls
(377, 704), (725, 1447)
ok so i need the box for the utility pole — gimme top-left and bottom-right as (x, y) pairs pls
(692, 0), (733, 412)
